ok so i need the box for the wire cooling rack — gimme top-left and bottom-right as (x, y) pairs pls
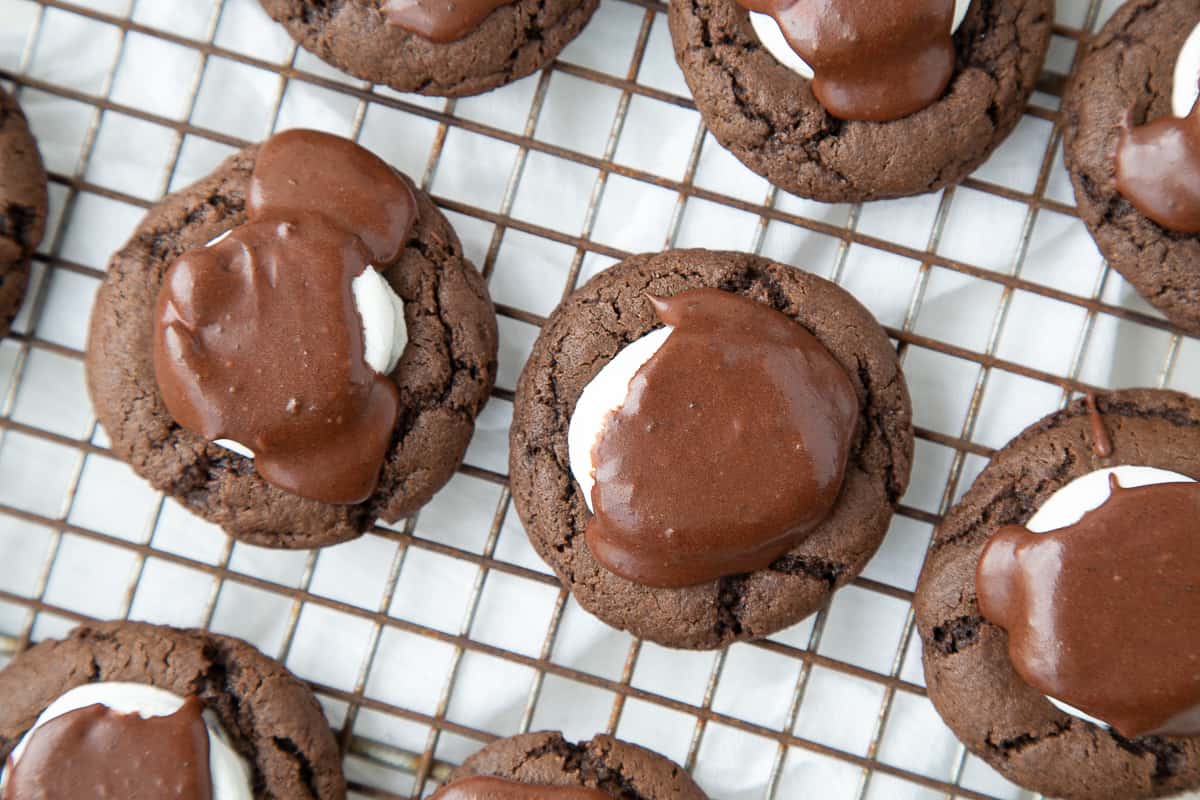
(1, 1), (1198, 798)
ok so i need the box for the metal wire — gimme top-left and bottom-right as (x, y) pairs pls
(0, 1), (1171, 798)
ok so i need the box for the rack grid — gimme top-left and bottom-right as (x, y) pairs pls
(0, 1), (1196, 798)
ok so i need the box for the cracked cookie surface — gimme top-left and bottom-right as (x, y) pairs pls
(667, 0), (1052, 202)
(86, 145), (498, 549)
(257, 0), (599, 97)
(914, 389), (1200, 799)
(0, 86), (48, 339)
(445, 731), (707, 799)
(0, 621), (346, 800)
(1064, 0), (1200, 335)
(509, 249), (913, 650)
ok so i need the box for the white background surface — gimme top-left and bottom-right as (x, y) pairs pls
(0, 0), (1197, 798)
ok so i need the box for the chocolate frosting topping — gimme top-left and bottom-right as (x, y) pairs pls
(154, 130), (417, 505)
(584, 288), (859, 588)
(3, 698), (213, 800)
(1116, 102), (1200, 233)
(977, 477), (1200, 738)
(735, 0), (959, 121)
(1085, 391), (1112, 458)
(382, 0), (515, 43)
(429, 775), (610, 799)
(248, 130), (415, 265)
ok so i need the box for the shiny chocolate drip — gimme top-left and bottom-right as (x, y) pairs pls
(1084, 391), (1112, 458)
(429, 775), (610, 800)
(248, 130), (416, 265)
(735, 0), (958, 121)
(154, 129), (417, 505)
(977, 477), (1200, 738)
(3, 698), (213, 800)
(585, 288), (860, 588)
(1116, 102), (1200, 233)
(382, 0), (515, 43)
(156, 217), (400, 504)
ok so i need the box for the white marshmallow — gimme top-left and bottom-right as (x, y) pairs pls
(749, 0), (974, 81)
(1019, 465), (1196, 727)
(203, 233), (408, 461)
(1173, 23), (1200, 118)
(1024, 464), (1194, 533)
(748, 13), (816, 79)
(0, 682), (253, 799)
(352, 265), (408, 376)
(567, 327), (673, 511)
(214, 438), (255, 459)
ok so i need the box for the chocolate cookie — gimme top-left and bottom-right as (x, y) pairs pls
(1063, 0), (1200, 336)
(257, 0), (600, 97)
(667, 0), (1053, 203)
(914, 389), (1200, 799)
(0, 87), (48, 339)
(86, 143), (498, 549)
(0, 620), (345, 799)
(437, 731), (707, 799)
(509, 249), (913, 650)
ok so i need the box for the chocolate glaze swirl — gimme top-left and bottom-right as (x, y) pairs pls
(382, 0), (515, 42)
(3, 698), (212, 800)
(977, 477), (1200, 738)
(1116, 101), (1200, 234)
(153, 130), (417, 505)
(584, 288), (859, 588)
(735, 0), (959, 121)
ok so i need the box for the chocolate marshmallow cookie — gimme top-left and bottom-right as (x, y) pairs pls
(429, 732), (707, 799)
(667, 0), (1053, 202)
(914, 389), (1200, 799)
(0, 621), (345, 799)
(0, 87), (48, 339)
(1064, 0), (1200, 335)
(257, 0), (599, 97)
(87, 130), (497, 549)
(509, 250), (913, 649)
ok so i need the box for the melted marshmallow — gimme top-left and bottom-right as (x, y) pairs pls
(1021, 465), (1196, 727)
(1173, 23), (1200, 117)
(203, 231), (408, 461)
(353, 266), (408, 376)
(748, 0), (973, 81)
(0, 682), (253, 800)
(567, 327), (673, 511)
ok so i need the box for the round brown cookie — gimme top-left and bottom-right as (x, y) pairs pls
(667, 0), (1053, 203)
(86, 144), (497, 549)
(509, 249), (913, 650)
(257, 0), (599, 98)
(442, 731), (708, 799)
(0, 86), (48, 339)
(1063, 0), (1200, 336)
(913, 389), (1200, 800)
(0, 620), (345, 799)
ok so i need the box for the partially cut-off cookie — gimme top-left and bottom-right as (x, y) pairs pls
(668, 0), (1053, 202)
(1064, 0), (1200, 335)
(431, 731), (708, 799)
(257, 0), (599, 97)
(915, 389), (1200, 799)
(0, 620), (346, 799)
(0, 86), (48, 339)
